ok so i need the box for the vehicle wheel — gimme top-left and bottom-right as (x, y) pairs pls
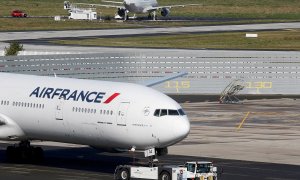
(24, 14), (27, 17)
(118, 168), (129, 180)
(159, 171), (171, 180)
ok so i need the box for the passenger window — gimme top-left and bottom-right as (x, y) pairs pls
(154, 109), (160, 117)
(160, 109), (168, 116)
(169, 110), (179, 116)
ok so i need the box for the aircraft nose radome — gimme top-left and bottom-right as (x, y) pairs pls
(173, 118), (190, 141)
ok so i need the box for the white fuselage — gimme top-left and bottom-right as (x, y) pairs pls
(0, 73), (190, 151)
(124, 0), (158, 13)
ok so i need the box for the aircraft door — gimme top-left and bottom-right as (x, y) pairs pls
(55, 98), (64, 120)
(54, 97), (72, 138)
(116, 102), (130, 126)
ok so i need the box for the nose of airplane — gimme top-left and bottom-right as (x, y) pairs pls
(173, 117), (190, 141)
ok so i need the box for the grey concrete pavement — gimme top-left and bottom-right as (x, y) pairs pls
(0, 22), (300, 41)
(170, 99), (300, 165)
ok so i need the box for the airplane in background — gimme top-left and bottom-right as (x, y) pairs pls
(64, 0), (201, 20)
(0, 72), (189, 163)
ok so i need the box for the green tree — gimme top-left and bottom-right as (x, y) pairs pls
(5, 42), (24, 56)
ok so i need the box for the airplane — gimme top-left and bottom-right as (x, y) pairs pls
(64, 0), (201, 20)
(0, 72), (190, 163)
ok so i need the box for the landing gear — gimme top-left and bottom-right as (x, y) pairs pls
(6, 140), (44, 163)
(148, 155), (159, 167)
(152, 11), (157, 21)
(147, 11), (157, 21)
(145, 148), (168, 167)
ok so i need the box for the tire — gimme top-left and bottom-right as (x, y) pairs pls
(118, 168), (129, 180)
(24, 14), (27, 18)
(159, 171), (171, 180)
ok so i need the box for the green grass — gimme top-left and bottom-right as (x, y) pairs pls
(0, 0), (300, 31)
(53, 29), (300, 50)
(0, 18), (143, 31)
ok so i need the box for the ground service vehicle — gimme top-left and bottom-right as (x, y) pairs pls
(11, 10), (27, 17)
(114, 165), (188, 180)
(185, 161), (217, 180)
(114, 161), (218, 180)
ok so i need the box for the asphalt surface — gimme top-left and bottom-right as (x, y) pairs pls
(0, 143), (299, 180)
(0, 22), (300, 41)
(172, 99), (300, 165)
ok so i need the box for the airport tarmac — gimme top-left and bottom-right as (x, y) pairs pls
(0, 143), (299, 180)
(1, 22), (300, 57)
(0, 22), (300, 42)
(172, 98), (300, 165)
(0, 98), (299, 179)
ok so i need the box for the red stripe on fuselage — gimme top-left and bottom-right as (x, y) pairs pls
(104, 93), (120, 104)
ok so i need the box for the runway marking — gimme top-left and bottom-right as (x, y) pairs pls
(237, 112), (250, 130)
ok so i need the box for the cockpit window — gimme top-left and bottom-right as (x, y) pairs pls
(154, 109), (160, 117)
(160, 109), (168, 116)
(168, 110), (179, 115)
(178, 109), (186, 116)
(154, 109), (186, 117)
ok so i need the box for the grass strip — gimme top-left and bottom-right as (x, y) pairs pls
(53, 29), (300, 51)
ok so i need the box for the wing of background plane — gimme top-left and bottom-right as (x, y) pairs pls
(145, 4), (201, 12)
(101, 0), (123, 4)
(142, 72), (188, 87)
(74, 2), (123, 8)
